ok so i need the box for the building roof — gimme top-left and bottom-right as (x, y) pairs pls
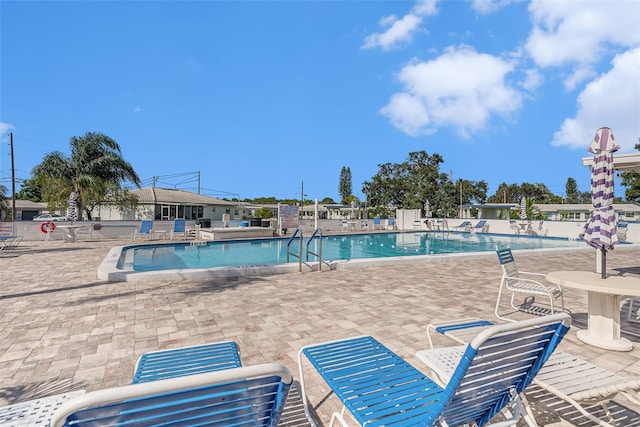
(534, 203), (640, 213)
(10, 199), (48, 209)
(130, 188), (237, 206)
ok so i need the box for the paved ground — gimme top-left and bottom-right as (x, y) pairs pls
(1, 237), (639, 426)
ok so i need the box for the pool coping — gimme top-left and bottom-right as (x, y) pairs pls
(96, 236), (626, 282)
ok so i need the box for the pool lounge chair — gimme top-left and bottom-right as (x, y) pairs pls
(131, 220), (155, 240)
(0, 235), (22, 250)
(454, 220), (472, 231)
(495, 246), (565, 321)
(387, 216), (396, 230)
(298, 313), (570, 427)
(170, 218), (188, 240)
(373, 217), (382, 230)
(424, 317), (640, 427)
(132, 341), (242, 383)
(472, 220), (489, 233)
(49, 363), (293, 427)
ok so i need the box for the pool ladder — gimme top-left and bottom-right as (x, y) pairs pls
(286, 228), (329, 272)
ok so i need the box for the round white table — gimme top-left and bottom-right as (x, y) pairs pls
(546, 270), (640, 351)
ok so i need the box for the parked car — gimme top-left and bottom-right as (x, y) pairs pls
(32, 213), (67, 222)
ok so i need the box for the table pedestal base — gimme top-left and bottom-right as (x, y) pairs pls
(576, 330), (632, 351)
(578, 291), (633, 351)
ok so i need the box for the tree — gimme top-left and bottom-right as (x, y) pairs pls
(565, 177), (579, 203)
(339, 166), (352, 204)
(619, 140), (640, 202)
(0, 184), (8, 220)
(15, 178), (43, 202)
(32, 132), (141, 220)
(362, 151), (487, 218)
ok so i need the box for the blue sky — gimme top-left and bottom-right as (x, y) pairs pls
(1, 0), (639, 203)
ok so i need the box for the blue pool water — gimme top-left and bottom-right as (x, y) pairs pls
(119, 232), (585, 272)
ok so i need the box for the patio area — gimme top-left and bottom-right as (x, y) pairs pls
(0, 239), (639, 426)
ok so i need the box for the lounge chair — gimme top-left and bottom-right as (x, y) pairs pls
(298, 313), (570, 427)
(495, 246), (565, 321)
(424, 317), (640, 427)
(0, 235), (22, 250)
(49, 363), (293, 427)
(387, 216), (396, 230)
(509, 220), (520, 235)
(617, 221), (628, 241)
(360, 220), (369, 230)
(373, 217), (382, 230)
(131, 220), (154, 240)
(472, 220), (489, 233)
(170, 218), (188, 240)
(132, 341), (242, 383)
(454, 220), (472, 231)
(413, 219), (422, 229)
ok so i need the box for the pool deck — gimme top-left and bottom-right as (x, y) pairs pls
(1, 238), (639, 426)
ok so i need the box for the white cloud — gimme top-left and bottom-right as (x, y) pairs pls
(380, 45), (522, 138)
(469, 0), (521, 15)
(521, 69), (543, 92)
(0, 122), (15, 135)
(526, 0), (640, 69)
(562, 65), (596, 92)
(362, 0), (438, 51)
(552, 47), (640, 152)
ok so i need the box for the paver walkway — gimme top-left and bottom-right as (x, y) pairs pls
(1, 238), (639, 426)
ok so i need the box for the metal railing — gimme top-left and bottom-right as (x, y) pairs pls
(306, 228), (328, 271)
(286, 228), (303, 272)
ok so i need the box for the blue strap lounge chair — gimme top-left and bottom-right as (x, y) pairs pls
(387, 216), (396, 230)
(132, 341), (242, 383)
(472, 220), (489, 233)
(298, 313), (570, 427)
(373, 217), (382, 230)
(131, 220), (154, 240)
(424, 316), (640, 427)
(170, 218), (187, 240)
(454, 220), (472, 231)
(49, 363), (294, 427)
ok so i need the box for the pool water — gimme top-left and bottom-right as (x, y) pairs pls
(119, 232), (585, 272)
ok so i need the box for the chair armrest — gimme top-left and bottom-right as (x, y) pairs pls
(518, 271), (545, 277)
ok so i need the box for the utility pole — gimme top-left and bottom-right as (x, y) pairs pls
(300, 180), (304, 218)
(10, 133), (16, 225)
(459, 180), (463, 218)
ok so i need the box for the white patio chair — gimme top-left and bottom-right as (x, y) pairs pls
(424, 317), (640, 427)
(495, 246), (565, 321)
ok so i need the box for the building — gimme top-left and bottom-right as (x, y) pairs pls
(93, 187), (245, 221)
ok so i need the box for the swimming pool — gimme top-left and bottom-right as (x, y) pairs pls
(99, 231), (587, 281)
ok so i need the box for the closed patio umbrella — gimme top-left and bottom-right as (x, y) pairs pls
(519, 196), (527, 220)
(67, 191), (78, 223)
(579, 127), (619, 279)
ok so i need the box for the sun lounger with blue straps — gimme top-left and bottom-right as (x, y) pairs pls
(132, 341), (242, 383)
(425, 316), (640, 427)
(49, 363), (293, 427)
(298, 313), (570, 427)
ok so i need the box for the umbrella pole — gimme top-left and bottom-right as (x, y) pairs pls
(601, 248), (607, 279)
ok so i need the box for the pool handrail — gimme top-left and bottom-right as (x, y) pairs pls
(286, 228), (303, 272)
(306, 228), (324, 271)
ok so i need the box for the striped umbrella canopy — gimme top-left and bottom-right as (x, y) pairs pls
(67, 191), (78, 222)
(519, 196), (527, 220)
(579, 127), (620, 278)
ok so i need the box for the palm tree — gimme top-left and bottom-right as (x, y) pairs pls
(33, 132), (141, 220)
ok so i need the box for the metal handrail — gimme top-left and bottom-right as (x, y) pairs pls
(286, 228), (303, 272)
(306, 228), (324, 271)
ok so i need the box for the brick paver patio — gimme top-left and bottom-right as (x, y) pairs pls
(1, 238), (639, 426)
